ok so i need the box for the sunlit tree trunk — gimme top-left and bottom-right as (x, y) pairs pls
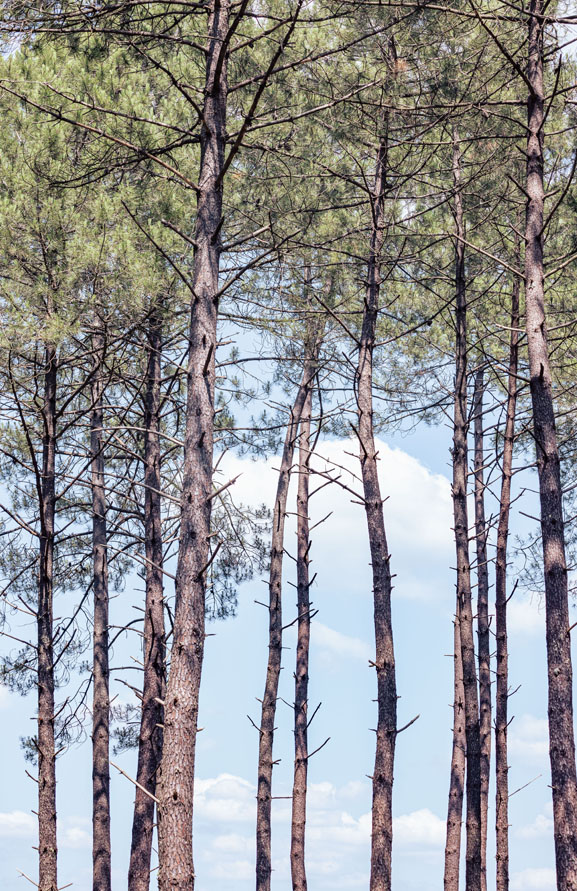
(91, 327), (111, 891)
(525, 5), (577, 887)
(495, 269), (519, 891)
(357, 128), (397, 891)
(38, 345), (58, 891)
(444, 614), (465, 891)
(451, 128), (482, 891)
(473, 365), (491, 891)
(129, 311), (166, 891)
(156, 4), (229, 886)
(290, 330), (319, 891)
(256, 361), (317, 891)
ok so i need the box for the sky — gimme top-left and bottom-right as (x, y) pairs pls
(0, 417), (570, 891)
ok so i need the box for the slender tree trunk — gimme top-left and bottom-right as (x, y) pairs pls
(357, 131), (397, 891)
(444, 615), (466, 891)
(91, 329), (111, 891)
(451, 128), (482, 891)
(495, 270), (520, 891)
(129, 311), (166, 891)
(256, 363), (317, 891)
(290, 340), (317, 891)
(525, 6), (577, 887)
(156, 4), (229, 887)
(38, 346), (58, 891)
(473, 365), (491, 891)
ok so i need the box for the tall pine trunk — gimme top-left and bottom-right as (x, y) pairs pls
(129, 311), (166, 891)
(91, 328), (111, 891)
(473, 365), (491, 891)
(38, 345), (58, 891)
(256, 363), (317, 891)
(444, 613), (466, 891)
(290, 339), (318, 891)
(156, 3), (229, 886)
(495, 271), (520, 891)
(357, 131), (397, 891)
(451, 129), (482, 891)
(525, 5), (577, 887)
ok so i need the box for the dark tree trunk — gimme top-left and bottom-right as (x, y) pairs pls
(444, 614), (466, 891)
(357, 132), (397, 891)
(38, 346), (58, 891)
(290, 340), (318, 891)
(129, 311), (166, 891)
(91, 329), (111, 891)
(156, 3), (229, 887)
(473, 365), (491, 891)
(451, 129), (482, 891)
(525, 5), (577, 887)
(256, 363), (317, 891)
(495, 270), (519, 891)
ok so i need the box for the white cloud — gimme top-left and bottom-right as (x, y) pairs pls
(219, 438), (453, 603)
(194, 775), (445, 887)
(310, 803), (444, 851)
(0, 811), (91, 848)
(517, 812), (553, 840)
(339, 781), (367, 802)
(308, 781), (338, 809)
(60, 825), (91, 849)
(0, 810), (35, 837)
(311, 621), (372, 664)
(508, 596), (545, 636)
(309, 810), (371, 847)
(307, 856), (340, 877)
(195, 774), (255, 824)
(308, 440), (452, 563)
(370, 444), (452, 554)
(509, 714), (549, 763)
(210, 859), (253, 881)
(307, 864), (370, 888)
(212, 833), (253, 855)
(511, 867), (556, 890)
(393, 809), (445, 847)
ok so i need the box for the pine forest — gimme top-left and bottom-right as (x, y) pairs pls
(0, 1), (576, 890)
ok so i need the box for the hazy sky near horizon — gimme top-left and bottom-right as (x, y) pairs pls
(0, 420), (569, 891)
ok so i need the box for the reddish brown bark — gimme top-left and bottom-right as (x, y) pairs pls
(357, 132), (397, 891)
(495, 271), (519, 891)
(37, 345), (58, 891)
(156, 4), (229, 886)
(451, 129), (482, 891)
(91, 329), (111, 891)
(256, 363), (317, 891)
(525, 5), (577, 887)
(473, 365), (491, 891)
(444, 615), (465, 891)
(129, 312), (166, 891)
(290, 339), (318, 891)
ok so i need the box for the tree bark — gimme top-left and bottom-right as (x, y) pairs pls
(38, 345), (58, 891)
(473, 365), (491, 891)
(451, 128), (482, 891)
(357, 131), (397, 891)
(91, 328), (111, 891)
(156, 3), (229, 887)
(129, 311), (166, 891)
(256, 362), (317, 891)
(290, 338), (318, 891)
(444, 614), (466, 891)
(495, 270), (519, 891)
(525, 5), (577, 887)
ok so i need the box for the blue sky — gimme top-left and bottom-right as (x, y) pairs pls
(0, 421), (567, 890)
